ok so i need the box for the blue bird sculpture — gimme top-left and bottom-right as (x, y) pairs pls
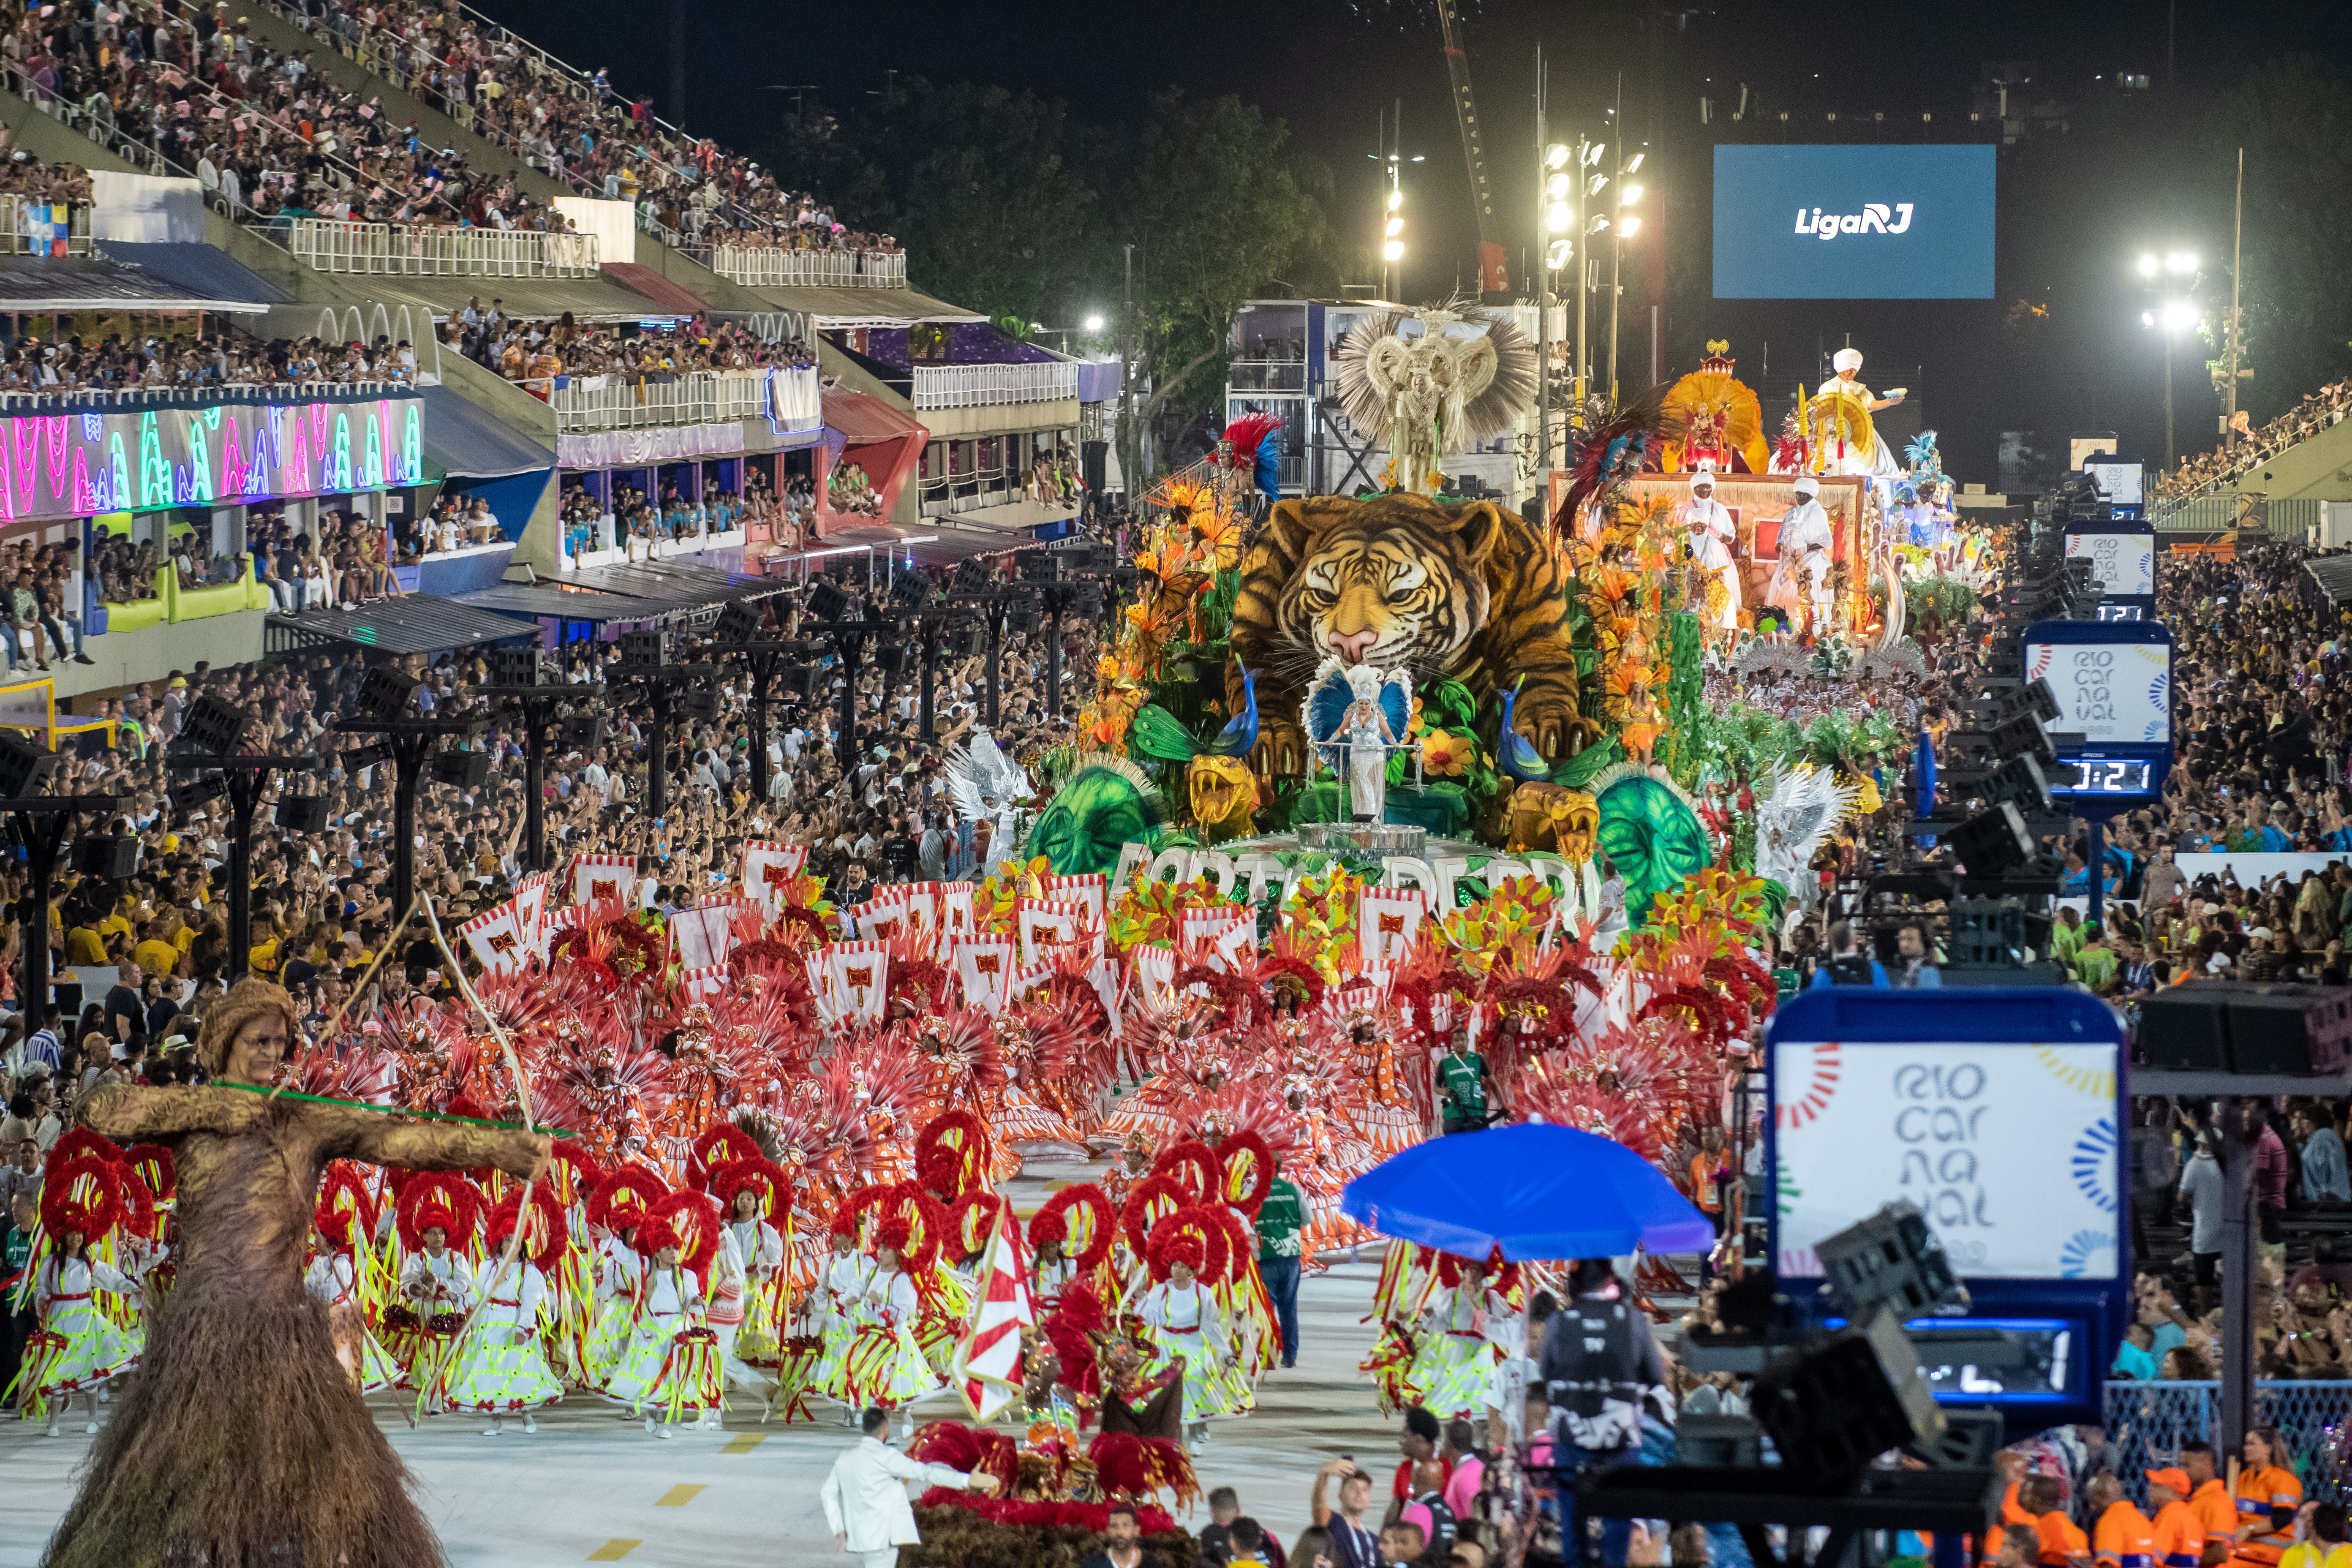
(1208, 667), (1260, 758)
(1496, 687), (1550, 784)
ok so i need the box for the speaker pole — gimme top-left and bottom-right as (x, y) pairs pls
(5, 800), (116, 1028)
(163, 746), (316, 984)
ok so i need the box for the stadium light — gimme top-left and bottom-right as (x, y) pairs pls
(1385, 217), (1403, 237)
(1546, 172), (1570, 200)
(1083, 313), (1104, 331)
(1620, 182), (1644, 207)
(1545, 142), (1571, 170)
(1386, 189), (1402, 212)
(1587, 215), (1611, 236)
(2136, 253), (2160, 278)
(2165, 251), (2199, 275)
(1624, 152), (1645, 174)
(1382, 240), (1404, 261)
(2141, 310), (2156, 327)
(1619, 216), (1642, 238)
(2158, 299), (2200, 332)
(1582, 142), (1606, 166)
(1546, 239), (1572, 269)
(1546, 201), (1572, 233)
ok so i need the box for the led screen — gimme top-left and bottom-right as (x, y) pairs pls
(1713, 144), (1996, 299)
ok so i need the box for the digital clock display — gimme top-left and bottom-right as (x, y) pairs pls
(2058, 759), (2152, 794)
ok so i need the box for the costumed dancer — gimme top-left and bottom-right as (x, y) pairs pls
(839, 1220), (942, 1439)
(1816, 347), (1907, 480)
(1139, 1214), (1245, 1449)
(1407, 1252), (1519, 1421)
(395, 1189), (477, 1415)
(1767, 475), (1837, 637)
(441, 1198), (566, 1435)
(52, 977), (548, 1568)
(600, 1208), (723, 1438)
(1680, 469), (1742, 632)
(581, 1165), (666, 1392)
(306, 1171), (398, 1394)
(811, 1224), (878, 1424)
(711, 1159), (789, 1404)
(18, 1178), (140, 1437)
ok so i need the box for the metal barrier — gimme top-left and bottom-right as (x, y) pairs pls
(2105, 1380), (2352, 1504)
(2148, 494), (2321, 537)
(909, 361), (1079, 412)
(286, 218), (599, 278)
(706, 247), (908, 290)
(545, 370), (788, 434)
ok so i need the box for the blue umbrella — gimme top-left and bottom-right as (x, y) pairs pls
(1340, 1122), (1714, 1261)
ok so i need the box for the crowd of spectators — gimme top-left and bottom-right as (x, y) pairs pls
(445, 304), (814, 391)
(0, 320), (414, 396)
(2153, 381), (2352, 504)
(558, 472), (794, 563)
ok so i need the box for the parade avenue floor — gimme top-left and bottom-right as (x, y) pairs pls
(0, 1165), (1404, 1567)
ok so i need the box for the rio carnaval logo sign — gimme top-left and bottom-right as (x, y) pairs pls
(1794, 202), (1916, 239)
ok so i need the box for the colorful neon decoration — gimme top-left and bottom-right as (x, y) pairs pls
(0, 395), (424, 523)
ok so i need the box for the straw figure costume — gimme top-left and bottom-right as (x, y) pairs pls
(46, 979), (550, 1568)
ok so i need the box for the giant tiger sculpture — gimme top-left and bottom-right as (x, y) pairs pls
(1226, 492), (1592, 776)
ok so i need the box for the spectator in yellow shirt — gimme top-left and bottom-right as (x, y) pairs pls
(2279, 1504), (2352, 1568)
(133, 921), (180, 980)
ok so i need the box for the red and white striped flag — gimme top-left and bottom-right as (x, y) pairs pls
(951, 1201), (1034, 1423)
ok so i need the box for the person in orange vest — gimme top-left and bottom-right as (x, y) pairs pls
(2091, 1472), (2158, 1568)
(2026, 1475), (2093, 1568)
(1983, 1450), (2038, 1565)
(2233, 1429), (2302, 1568)
(2184, 1441), (2244, 1568)
(2148, 1466), (2210, 1568)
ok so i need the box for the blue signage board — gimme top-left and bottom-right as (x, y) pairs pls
(1713, 144), (1997, 299)
(1767, 987), (2128, 1431)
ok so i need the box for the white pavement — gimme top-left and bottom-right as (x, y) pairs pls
(0, 1163), (1409, 1567)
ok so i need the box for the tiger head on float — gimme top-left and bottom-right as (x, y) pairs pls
(1226, 493), (1592, 776)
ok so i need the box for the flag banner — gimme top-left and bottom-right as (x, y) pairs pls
(898, 882), (938, 935)
(951, 1202), (1034, 1423)
(739, 840), (808, 911)
(851, 895), (915, 943)
(679, 964), (728, 1002)
(1358, 888), (1429, 966)
(569, 855), (637, 909)
(1040, 873), (1106, 930)
(951, 937), (1018, 1015)
(934, 882), (977, 937)
(819, 941), (891, 1029)
(515, 872), (550, 958)
(459, 900), (530, 975)
(1017, 898), (1087, 965)
(1132, 943), (1176, 1002)
(671, 901), (750, 971)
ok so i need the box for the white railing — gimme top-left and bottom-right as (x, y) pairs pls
(707, 247), (907, 290)
(287, 218), (600, 278)
(910, 361), (1080, 412)
(545, 368), (803, 434)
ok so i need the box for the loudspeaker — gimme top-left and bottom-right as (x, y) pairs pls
(70, 835), (138, 879)
(1911, 1406), (2006, 1470)
(714, 600), (764, 645)
(431, 750), (491, 788)
(181, 694), (248, 754)
(874, 645), (909, 676)
(2138, 987), (2233, 1070)
(2226, 984), (2352, 1075)
(960, 624), (988, 658)
(682, 687), (720, 724)
(1816, 1201), (1967, 1317)
(1752, 1309), (1943, 1480)
(488, 646), (544, 687)
(358, 667), (421, 721)
(807, 579), (854, 623)
(618, 629), (670, 671)
(1676, 1413), (1762, 1467)
(1946, 803), (2032, 877)
(277, 794), (330, 835)
(560, 714), (609, 751)
(0, 734), (57, 798)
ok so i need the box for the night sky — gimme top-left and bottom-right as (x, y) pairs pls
(487, 0), (2350, 485)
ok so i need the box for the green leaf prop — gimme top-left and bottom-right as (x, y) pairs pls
(1548, 735), (1622, 790)
(1595, 770), (1710, 928)
(1024, 764), (1165, 876)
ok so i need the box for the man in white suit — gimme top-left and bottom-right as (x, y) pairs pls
(821, 1406), (999, 1567)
